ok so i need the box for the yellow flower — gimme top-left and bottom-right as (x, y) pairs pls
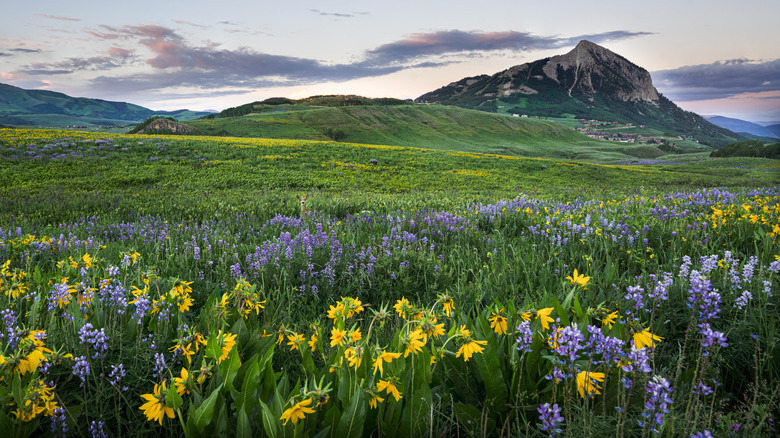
(633, 329), (663, 350)
(489, 313), (508, 335)
(372, 350), (401, 377)
(369, 393), (385, 409)
(287, 332), (305, 351)
(308, 333), (318, 352)
(576, 371), (605, 398)
(348, 329), (362, 344)
(565, 269), (590, 288)
(139, 382), (175, 424)
(442, 298), (454, 317)
(327, 303), (344, 320)
(330, 328), (347, 348)
(536, 308), (554, 331)
(404, 328), (425, 357)
(602, 311), (618, 329)
(394, 297), (410, 319)
(344, 346), (363, 370)
(280, 398), (316, 425)
(456, 339), (488, 362)
(173, 368), (190, 396)
(218, 332), (237, 363)
(377, 379), (402, 402)
(520, 311), (533, 321)
(82, 253), (93, 268)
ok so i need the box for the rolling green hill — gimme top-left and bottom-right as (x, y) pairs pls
(0, 82), (212, 126)
(181, 102), (676, 160)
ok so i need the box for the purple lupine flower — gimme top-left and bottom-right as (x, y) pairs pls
(640, 375), (674, 433)
(516, 320), (534, 354)
(693, 382), (714, 396)
(548, 324), (586, 367)
(624, 285), (646, 312)
(49, 407), (68, 438)
(690, 431), (714, 438)
(698, 323), (728, 355)
(622, 345), (652, 373)
(698, 290), (722, 321)
(734, 291), (752, 310)
(537, 403), (564, 437)
(153, 352), (166, 378)
(78, 323), (109, 359)
(47, 282), (72, 312)
(89, 420), (108, 438)
(108, 364), (126, 387)
(72, 355), (90, 386)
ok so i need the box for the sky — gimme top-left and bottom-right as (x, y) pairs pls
(1, 0), (779, 123)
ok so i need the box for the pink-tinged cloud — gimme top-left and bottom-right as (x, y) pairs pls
(654, 59), (780, 101)
(364, 29), (653, 65)
(37, 14), (81, 21)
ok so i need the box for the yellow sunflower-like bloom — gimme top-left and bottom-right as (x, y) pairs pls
(377, 379), (402, 402)
(369, 393), (385, 409)
(576, 371), (605, 398)
(308, 333), (318, 352)
(404, 328), (425, 357)
(280, 398), (316, 425)
(287, 332), (305, 351)
(139, 382), (175, 424)
(372, 350), (401, 377)
(456, 339), (488, 362)
(565, 269), (590, 288)
(218, 332), (237, 363)
(602, 311), (618, 329)
(394, 297), (410, 319)
(173, 368), (190, 396)
(489, 313), (508, 335)
(330, 328), (347, 348)
(536, 308), (554, 331)
(633, 329), (663, 350)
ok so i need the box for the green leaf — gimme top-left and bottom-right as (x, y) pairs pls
(166, 384), (184, 410)
(192, 383), (223, 432)
(258, 400), (281, 438)
(219, 346), (241, 393)
(236, 407), (252, 438)
(334, 386), (366, 438)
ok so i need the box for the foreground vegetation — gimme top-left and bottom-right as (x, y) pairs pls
(0, 128), (779, 437)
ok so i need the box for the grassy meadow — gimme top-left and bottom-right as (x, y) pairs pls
(1, 127), (779, 437)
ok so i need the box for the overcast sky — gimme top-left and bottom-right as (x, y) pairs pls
(2, 0), (779, 122)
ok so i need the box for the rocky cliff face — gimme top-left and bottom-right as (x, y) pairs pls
(417, 40), (660, 104)
(542, 40), (659, 102)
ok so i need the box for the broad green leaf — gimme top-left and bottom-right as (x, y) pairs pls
(334, 386), (366, 438)
(192, 383), (223, 432)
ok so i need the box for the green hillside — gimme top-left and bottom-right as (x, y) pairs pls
(0, 82), (212, 126)
(183, 104), (676, 160)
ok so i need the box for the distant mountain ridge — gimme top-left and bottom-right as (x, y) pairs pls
(704, 115), (780, 139)
(0, 82), (212, 126)
(417, 40), (744, 147)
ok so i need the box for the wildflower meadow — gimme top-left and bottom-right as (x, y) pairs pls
(0, 128), (778, 437)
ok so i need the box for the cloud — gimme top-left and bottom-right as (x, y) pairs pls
(173, 19), (209, 30)
(10, 48), (42, 53)
(37, 14), (81, 22)
(653, 58), (780, 101)
(310, 9), (368, 18)
(363, 29), (653, 66)
(13, 24), (653, 98)
(19, 47), (137, 75)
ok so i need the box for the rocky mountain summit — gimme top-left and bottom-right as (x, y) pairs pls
(417, 40), (660, 105)
(416, 41), (741, 146)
